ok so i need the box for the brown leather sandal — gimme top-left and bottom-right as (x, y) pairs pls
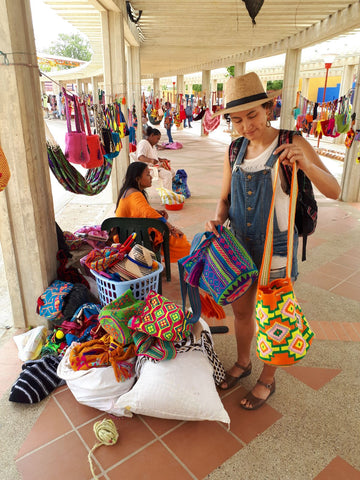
(219, 361), (252, 391)
(240, 379), (276, 410)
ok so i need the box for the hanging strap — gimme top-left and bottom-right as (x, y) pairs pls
(258, 160), (298, 286)
(63, 88), (73, 133)
(81, 101), (92, 136)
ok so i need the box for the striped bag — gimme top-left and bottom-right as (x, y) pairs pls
(179, 225), (258, 306)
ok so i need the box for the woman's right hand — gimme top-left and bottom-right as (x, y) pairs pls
(205, 220), (221, 237)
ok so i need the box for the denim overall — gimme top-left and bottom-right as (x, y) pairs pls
(229, 138), (299, 280)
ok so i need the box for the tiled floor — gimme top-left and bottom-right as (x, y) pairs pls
(2, 124), (360, 479)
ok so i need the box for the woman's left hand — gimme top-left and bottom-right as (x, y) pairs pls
(156, 209), (169, 220)
(274, 143), (310, 172)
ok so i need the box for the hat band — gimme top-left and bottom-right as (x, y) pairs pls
(127, 256), (153, 270)
(226, 92), (268, 109)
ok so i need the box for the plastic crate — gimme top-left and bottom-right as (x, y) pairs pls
(91, 263), (163, 306)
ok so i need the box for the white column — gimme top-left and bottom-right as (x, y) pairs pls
(101, 9), (129, 202)
(91, 76), (99, 104)
(0, 0), (57, 327)
(340, 58), (360, 202)
(280, 48), (301, 130)
(301, 77), (310, 98)
(176, 75), (184, 95)
(212, 78), (217, 104)
(234, 62), (246, 77)
(201, 69), (211, 136)
(130, 45), (142, 144)
(153, 77), (160, 99)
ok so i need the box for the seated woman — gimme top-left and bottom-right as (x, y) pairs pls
(115, 162), (190, 263)
(137, 126), (175, 190)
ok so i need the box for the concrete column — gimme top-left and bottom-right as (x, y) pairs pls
(130, 45), (142, 144)
(153, 77), (160, 99)
(201, 69), (211, 136)
(91, 76), (99, 104)
(176, 75), (184, 95)
(234, 62), (246, 77)
(340, 57), (360, 202)
(301, 77), (310, 98)
(101, 9), (129, 202)
(83, 81), (89, 94)
(76, 79), (82, 94)
(280, 48), (301, 130)
(212, 78), (217, 104)
(0, 0), (57, 327)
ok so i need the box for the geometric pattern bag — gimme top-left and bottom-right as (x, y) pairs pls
(0, 145), (11, 192)
(179, 225), (258, 306)
(256, 160), (314, 366)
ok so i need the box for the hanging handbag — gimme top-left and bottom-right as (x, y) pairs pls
(256, 160), (314, 367)
(179, 225), (258, 306)
(80, 101), (104, 168)
(0, 145), (11, 192)
(63, 90), (90, 166)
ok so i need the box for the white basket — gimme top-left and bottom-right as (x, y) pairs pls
(91, 263), (163, 306)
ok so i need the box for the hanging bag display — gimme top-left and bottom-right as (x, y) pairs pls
(0, 145), (11, 192)
(80, 101), (104, 168)
(256, 160), (314, 367)
(63, 90), (90, 166)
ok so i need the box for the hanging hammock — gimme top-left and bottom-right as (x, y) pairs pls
(45, 123), (114, 196)
(47, 143), (114, 195)
(202, 108), (221, 135)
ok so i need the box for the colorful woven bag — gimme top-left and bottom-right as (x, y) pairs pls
(98, 289), (145, 345)
(256, 161), (314, 367)
(36, 280), (73, 321)
(128, 290), (192, 342)
(179, 225), (258, 306)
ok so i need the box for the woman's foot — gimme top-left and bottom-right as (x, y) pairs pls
(240, 379), (276, 410)
(219, 361), (252, 390)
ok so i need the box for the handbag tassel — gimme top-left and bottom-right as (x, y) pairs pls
(199, 292), (226, 320)
(187, 258), (205, 286)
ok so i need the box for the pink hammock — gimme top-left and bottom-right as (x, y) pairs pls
(202, 108), (220, 135)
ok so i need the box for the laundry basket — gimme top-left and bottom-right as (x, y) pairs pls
(91, 263), (163, 306)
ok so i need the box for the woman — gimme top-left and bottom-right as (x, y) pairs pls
(207, 72), (340, 410)
(164, 101), (174, 144)
(137, 126), (175, 191)
(115, 162), (190, 262)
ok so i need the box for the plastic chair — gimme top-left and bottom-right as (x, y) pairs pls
(101, 217), (171, 289)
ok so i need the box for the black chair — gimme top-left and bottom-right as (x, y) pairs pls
(101, 217), (171, 290)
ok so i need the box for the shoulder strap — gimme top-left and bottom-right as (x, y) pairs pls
(229, 137), (248, 172)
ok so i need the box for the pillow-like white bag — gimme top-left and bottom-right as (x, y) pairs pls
(13, 326), (47, 361)
(112, 338), (230, 425)
(57, 344), (135, 415)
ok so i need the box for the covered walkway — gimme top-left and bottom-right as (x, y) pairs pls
(1, 125), (359, 479)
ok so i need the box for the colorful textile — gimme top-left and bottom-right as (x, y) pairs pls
(99, 289), (145, 345)
(84, 247), (125, 272)
(172, 169), (191, 198)
(179, 225), (258, 306)
(131, 331), (177, 361)
(36, 280), (73, 321)
(69, 334), (136, 382)
(156, 187), (185, 205)
(202, 108), (220, 135)
(128, 291), (192, 342)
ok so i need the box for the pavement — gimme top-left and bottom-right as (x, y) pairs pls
(0, 118), (360, 480)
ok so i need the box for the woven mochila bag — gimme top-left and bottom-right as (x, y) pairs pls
(0, 145), (11, 192)
(179, 225), (258, 306)
(256, 160), (314, 367)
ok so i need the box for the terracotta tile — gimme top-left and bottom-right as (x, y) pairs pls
(331, 322), (352, 341)
(16, 397), (73, 458)
(221, 387), (282, 444)
(161, 420), (242, 478)
(342, 322), (360, 341)
(330, 281), (360, 302)
(16, 431), (96, 480)
(332, 254), (360, 269)
(301, 271), (340, 290)
(310, 320), (328, 340)
(55, 387), (102, 427)
(139, 414), (183, 436)
(344, 247), (360, 259)
(314, 456), (360, 480)
(107, 441), (193, 480)
(285, 366), (342, 390)
(78, 414), (156, 470)
(346, 271), (360, 287)
(320, 321), (341, 340)
(316, 262), (355, 280)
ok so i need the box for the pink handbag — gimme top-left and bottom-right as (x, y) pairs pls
(63, 90), (90, 166)
(80, 101), (104, 169)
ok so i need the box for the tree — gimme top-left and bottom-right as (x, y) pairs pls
(192, 84), (202, 93)
(226, 66), (235, 77)
(46, 33), (92, 68)
(267, 80), (283, 91)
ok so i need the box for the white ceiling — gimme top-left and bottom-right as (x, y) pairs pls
(44, 0), (360, 79)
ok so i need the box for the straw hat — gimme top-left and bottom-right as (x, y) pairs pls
(212, 72), (281, 117)
(110, 244), (157, 281)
